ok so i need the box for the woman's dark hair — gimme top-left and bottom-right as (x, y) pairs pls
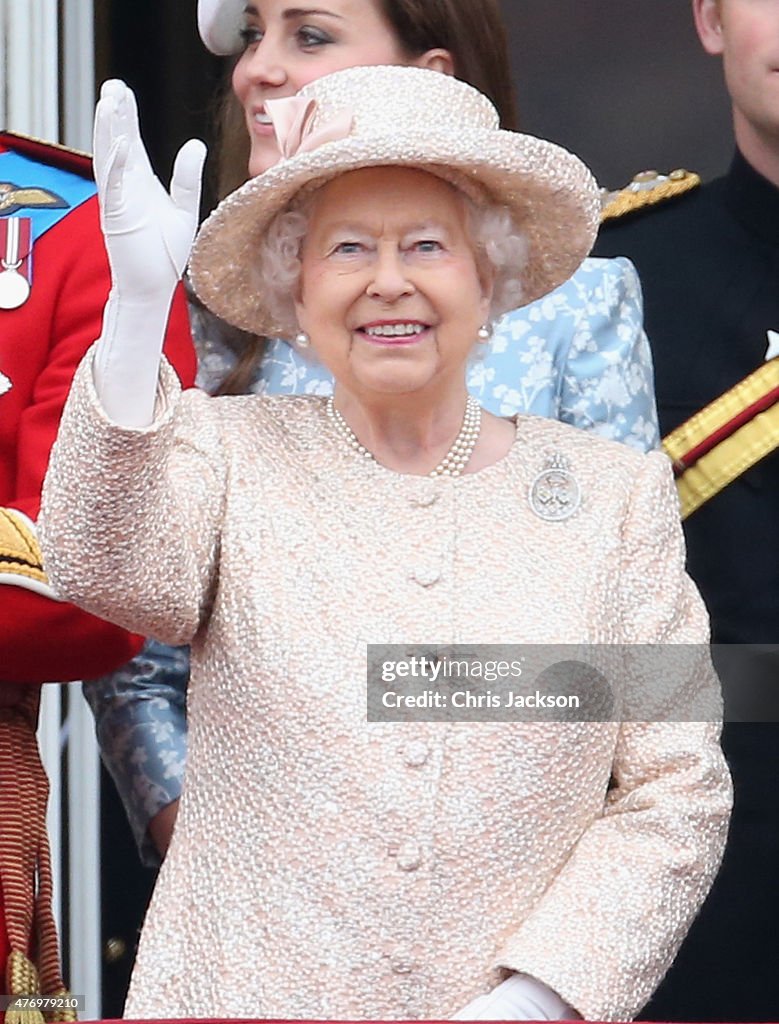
(378, 0), (518, 130)
(209, 0), (518, 395)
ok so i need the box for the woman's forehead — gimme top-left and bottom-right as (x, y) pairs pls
(309, 166), (469, 221)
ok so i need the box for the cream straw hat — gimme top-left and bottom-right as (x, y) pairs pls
(189, 65), (600, 337)
(197, 0), (244, 55)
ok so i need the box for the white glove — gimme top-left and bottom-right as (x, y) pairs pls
(451, 973), (581, 1021)
(92, 79), (206, 427)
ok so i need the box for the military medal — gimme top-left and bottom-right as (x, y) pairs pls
(0, 217), (32, 309)
(529, 452), (581, 521)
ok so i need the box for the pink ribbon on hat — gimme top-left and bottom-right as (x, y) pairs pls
(264, 96), (354, 159)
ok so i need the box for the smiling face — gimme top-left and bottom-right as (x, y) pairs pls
(233, 0), (450, 176)
(293, 166), (493, 401)
(694, 0), (779, 153)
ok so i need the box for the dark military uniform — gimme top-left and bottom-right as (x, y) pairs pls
(596, 150), (779, 1021)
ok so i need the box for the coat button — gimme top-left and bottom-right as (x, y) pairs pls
(408, 482), (440, 508)
(391, 956), (415, 975)
(396, 840), (422, 871)
(410, 563), (441, 587)
(403, 740), (429, 767)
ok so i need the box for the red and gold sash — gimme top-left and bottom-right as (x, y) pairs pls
(663, 358), (779, 519)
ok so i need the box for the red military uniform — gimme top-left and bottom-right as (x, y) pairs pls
(0, 131), (196, 1006)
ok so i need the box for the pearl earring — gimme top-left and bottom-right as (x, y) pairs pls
(294, 330), (310, 349)
(477, 323), (492, 343)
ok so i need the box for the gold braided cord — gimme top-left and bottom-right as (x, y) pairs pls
(600, 171), (701, 222)
(5, 952), (44, 1024)
(6, 952), (39, 996)
(0, 692), (74, 1022)
(43, 990), (78, 1024)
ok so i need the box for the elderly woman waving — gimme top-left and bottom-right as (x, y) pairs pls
(41, 67), (730, 1021)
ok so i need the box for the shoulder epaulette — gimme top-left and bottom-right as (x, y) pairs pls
(0, 130), (93, 180)
(600, 168), (701, 223)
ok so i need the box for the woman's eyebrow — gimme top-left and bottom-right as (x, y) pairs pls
(242, 5), (345, 21)
(320, 221), (374, 236)
(282, 7), (346, 20)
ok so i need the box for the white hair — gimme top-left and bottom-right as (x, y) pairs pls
(254, 177), (529, 337)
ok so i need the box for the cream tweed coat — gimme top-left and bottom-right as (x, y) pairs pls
(41, 356), (731, 1021)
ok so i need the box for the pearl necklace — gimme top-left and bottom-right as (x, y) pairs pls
(326, 395), (482, 478)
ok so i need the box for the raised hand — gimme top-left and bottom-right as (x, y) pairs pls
(91, 80), (207, 428)
(93, 79), (207, 302)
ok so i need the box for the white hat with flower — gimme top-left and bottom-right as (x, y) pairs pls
(189, 64), (600, 336)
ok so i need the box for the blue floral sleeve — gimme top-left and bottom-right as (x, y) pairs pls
(87, 256), (659, 862)
(556, 257), (659, 451)
(467, 257), (659, 452)
(82, 639), (189, 866)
